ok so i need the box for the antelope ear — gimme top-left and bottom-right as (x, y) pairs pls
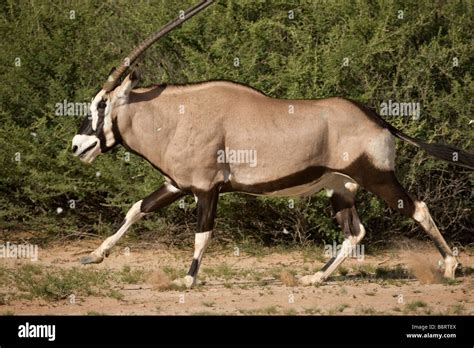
(116, 70), (140, 100)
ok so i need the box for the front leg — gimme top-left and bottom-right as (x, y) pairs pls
(174, 187), (219, 288)
(81, 182), (184, 264)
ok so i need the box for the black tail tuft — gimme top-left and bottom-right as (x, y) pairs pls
(386, 124), (474, 170)
(383, 121), (474, 170)
(381, 121), (474, 170)
(416, 142), (474, 170)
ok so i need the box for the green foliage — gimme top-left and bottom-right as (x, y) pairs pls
(0, 263), (148, 301)
(0, 1), (472, 245)
(7, 264), (109, 300)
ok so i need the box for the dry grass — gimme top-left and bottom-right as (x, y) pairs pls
(279, 271), (297, 287)
(404, 253), (443, 284)
(147, 269), (174, 291)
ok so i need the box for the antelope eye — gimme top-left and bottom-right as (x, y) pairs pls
(98, 100), (107, 109)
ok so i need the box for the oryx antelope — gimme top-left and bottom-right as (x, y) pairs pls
(72, 0), (473, 288)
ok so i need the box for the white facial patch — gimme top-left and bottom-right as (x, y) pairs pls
(90, 89), (115, 147)
(71, 134), (101, 164)
(90, 90), (106, 131)
(102, 102), (115, 147)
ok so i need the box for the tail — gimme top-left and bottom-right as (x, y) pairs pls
(351, 100), (474, 170)
(386, 124), (474, 170)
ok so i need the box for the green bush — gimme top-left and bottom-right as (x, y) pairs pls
(0, 0), (472, 246)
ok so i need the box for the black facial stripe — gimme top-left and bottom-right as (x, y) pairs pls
(75, 96), (121, 153)
(96, 102), (107, 151)
(77, 97), (106, 136)
(96, 99), (116, 153)
(98, 100), (107, 109)
(78, 116), (93, 135)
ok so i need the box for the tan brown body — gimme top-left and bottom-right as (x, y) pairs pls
(120, 81), (394, 195)
(72, 77), (470, 287)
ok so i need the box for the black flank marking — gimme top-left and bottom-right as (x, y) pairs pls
(220, 155), (388, 196)
(228, 166), (327, 194)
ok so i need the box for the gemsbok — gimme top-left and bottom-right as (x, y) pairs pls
(72, 0), (473, 288)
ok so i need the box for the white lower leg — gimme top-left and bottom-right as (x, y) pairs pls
(181, 231), (212, 288)
(320, 230), (366, 279)
(193, 230), (212, 260)
(299, 238), (354, 285)
(413, 201), (458, 278)
(300, 224), (365, 285)
(443, 255), (459, 279)
(96, 200), (145, 256)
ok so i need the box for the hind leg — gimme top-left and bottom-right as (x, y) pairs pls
(363, 171), (459, 278)
(300, 182), (366, 285)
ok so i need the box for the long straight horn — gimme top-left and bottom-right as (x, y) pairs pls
(103, 0), (214, 92)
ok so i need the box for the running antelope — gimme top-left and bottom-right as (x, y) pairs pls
(72, 0), (473, 288)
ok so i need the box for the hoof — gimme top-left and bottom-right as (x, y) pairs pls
(298, 272), (324, 286)
(172, 275), (195, 289)
(443, 256), (459, 279)
(80, 252), (104, 264)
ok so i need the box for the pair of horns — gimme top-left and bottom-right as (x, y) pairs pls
(103, 0), (214, 92)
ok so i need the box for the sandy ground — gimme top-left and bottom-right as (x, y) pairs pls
(0, 240), (472, 315)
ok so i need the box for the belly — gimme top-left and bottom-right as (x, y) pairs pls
(228, 171), (357, 197)
(262, 172), (356, 197)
